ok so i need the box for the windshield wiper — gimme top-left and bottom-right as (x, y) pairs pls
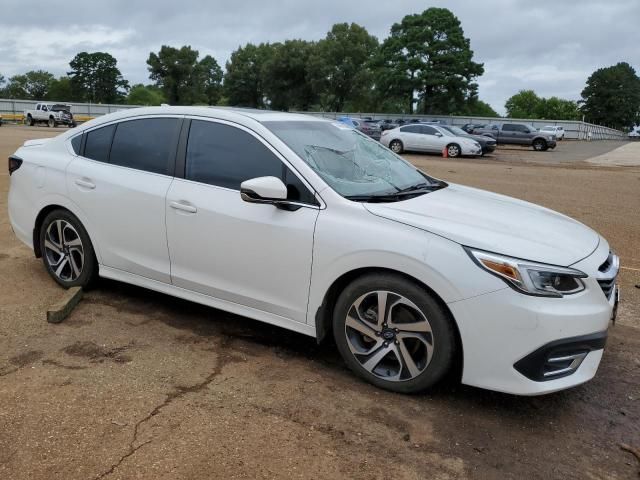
(345, 181), (447, 203)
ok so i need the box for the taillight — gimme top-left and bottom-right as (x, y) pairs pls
(8, 155), (23, 175)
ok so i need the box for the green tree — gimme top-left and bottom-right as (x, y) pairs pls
(147, 45), (223, 105)
(458, 98), (499, 117)
(0, 73), (5, 96)
(68, 52), (129, 103)
(309, 23), (378, 111)
(377, 8), (484, 114)
(505, 90), (542, 118)
(536, 97), (580, 120)
(580, 62), (640, 128)
(126, 84), (166, 106)
(223, 43), (273, 108)
(262, 40), (317, 111)
(196, 55), (224, 105)
(45, 77), (76, 102)
(4, 70), (55, 99)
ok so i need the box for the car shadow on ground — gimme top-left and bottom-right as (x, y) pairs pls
(86, 277), (590, 418)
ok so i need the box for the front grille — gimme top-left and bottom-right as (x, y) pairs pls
(597, 251), (618, 299)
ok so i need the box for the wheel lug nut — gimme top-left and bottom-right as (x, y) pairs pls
(383, 342), (389, 347)
(395, 340), (400, 345)
(394, 328), (399, 333)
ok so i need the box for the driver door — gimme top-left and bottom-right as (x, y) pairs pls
(165, 119), (320, 324)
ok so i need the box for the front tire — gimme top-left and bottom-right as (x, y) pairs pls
(47, 117), (55, 128)
(533, 139), (547, 151)
(332, 273), (456, 393)
(389, 139), (403, 154)
(446, 143), (461, 158)
(40, 210), (98, 289)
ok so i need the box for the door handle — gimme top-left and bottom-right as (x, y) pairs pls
(74, 178), (95, 189)
(169, 201), (197, 214)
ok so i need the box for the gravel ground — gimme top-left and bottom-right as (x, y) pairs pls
(1, 125), (638, 479)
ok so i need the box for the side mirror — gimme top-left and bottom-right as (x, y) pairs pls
(435, 132), (443, 137)
(240, 176), (288, 205)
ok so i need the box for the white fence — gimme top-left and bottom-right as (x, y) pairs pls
(0, 98), (625, 140)
(0, 98), (139, 121)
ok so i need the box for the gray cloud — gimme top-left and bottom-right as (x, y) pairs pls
(2, 0), (638, 114)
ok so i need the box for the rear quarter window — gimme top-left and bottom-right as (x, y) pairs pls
(70, 134), (82, 155)
(84, 124), (116, 163)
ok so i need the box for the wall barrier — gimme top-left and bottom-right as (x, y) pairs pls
(0, 98), (626, 140)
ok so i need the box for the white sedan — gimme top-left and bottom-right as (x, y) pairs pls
(381, 123), (482, 157)
(8, 107), (618, 395)
(541, 125), (565, 140)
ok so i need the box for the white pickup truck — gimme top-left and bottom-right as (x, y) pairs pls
(24, 103), (76, 128)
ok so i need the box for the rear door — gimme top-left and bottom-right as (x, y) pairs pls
(165, 118), (319, 323)
(66, 117), (181, 283)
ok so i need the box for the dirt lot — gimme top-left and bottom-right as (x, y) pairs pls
(1, 125), (639, 479)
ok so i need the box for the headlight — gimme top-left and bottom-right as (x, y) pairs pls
(465, 248), (587, 297)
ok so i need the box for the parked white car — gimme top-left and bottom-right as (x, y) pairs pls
(24, 103), (76, 128)
(8, 107), (619, 395)
(540, 125), (565, 140)
(380, 123), (482, 157)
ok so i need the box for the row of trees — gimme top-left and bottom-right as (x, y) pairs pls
(504, 90), (581, 120)
(503, 63), (640, 129)
(0, 8), (494, 116)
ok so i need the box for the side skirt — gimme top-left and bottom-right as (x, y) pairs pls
(99, 265), (317, 338)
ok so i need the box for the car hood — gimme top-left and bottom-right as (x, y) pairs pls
(364, 184), (599, 266)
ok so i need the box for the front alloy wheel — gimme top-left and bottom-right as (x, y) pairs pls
(333, 274), (455, 393)
(345, 291), (434, 381)
(447, 144), (461, 157)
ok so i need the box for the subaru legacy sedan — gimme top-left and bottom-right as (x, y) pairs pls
(8, 107), (619, 395)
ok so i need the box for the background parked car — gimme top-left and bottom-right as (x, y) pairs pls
(24, 103), (76, 128)
(540, 125), (565, 140)
(461, 123), (485, 134)
(380, 119), (398, 131)
(381, 123), (482, 157)
(474, 123), (556, 151)
(337, 116), (381, 140)
(439, 125), (496, 155)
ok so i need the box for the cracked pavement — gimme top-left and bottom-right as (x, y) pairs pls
(0, 126), (639, 479)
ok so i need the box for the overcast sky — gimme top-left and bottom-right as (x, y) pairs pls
(2, 0), (638, 114)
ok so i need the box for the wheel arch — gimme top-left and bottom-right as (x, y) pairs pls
(314, 266), (463, 376)
(32, 202), (102, 263)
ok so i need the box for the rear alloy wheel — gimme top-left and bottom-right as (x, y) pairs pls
(27, 115), (34, 126)
(333, 274), (455, 393)
(47, 117), (55, 128)
(40, 210), (97, 288)
(533, 139), (547, 151)
(389, 140), (403, 154)
(447, 144), (461, 158)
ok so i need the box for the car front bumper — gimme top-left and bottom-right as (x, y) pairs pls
(448, 242), (617, 395)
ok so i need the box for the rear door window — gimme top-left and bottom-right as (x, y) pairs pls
(109, 118), (180, 175)
(84, 124), (116, 163)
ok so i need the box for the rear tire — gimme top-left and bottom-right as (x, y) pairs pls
(39, 209), (98, 289)
(27, 115), (34, 126)
(332, 273), (456, 393)
(389, 139), (403, 154)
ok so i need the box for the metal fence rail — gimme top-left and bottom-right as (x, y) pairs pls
(0, 98), (626, 140)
